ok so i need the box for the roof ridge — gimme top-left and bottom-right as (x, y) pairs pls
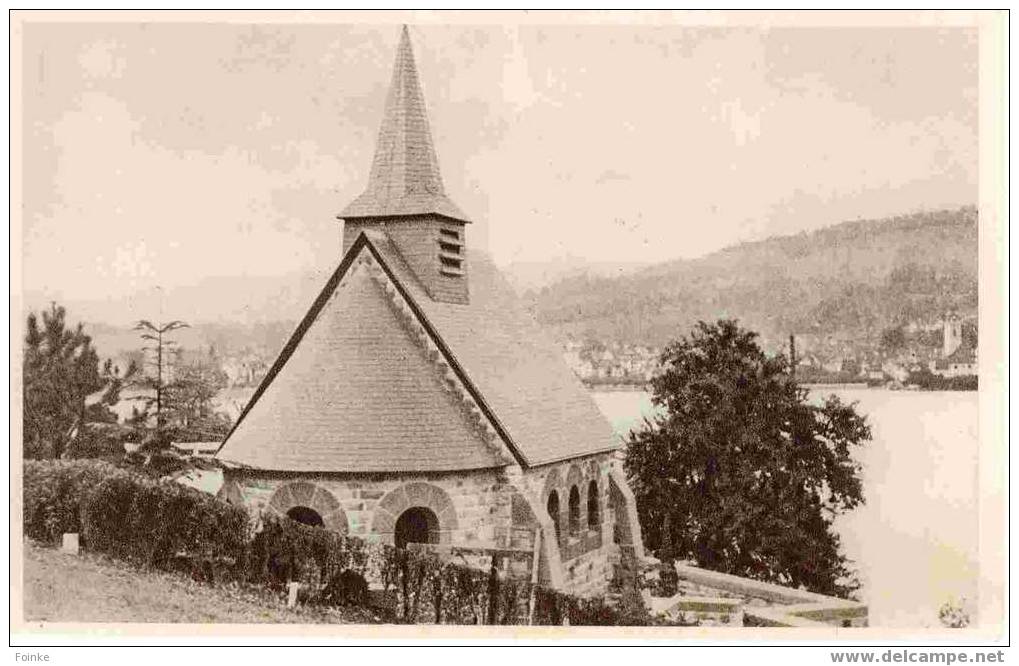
(217, 232), (527, 469)
(363, 252), (515, 466)
(362, 237), (528, 467)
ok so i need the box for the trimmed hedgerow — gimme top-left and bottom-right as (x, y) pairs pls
(24, 459), (249, 576)
(532, 587), (653, 626)
(23, 459), (122, 544)
(82, 471), (250, 573)
(22, 460), (648, 625)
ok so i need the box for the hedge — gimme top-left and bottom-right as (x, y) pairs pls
(23, 459), (120, 543)
(22, 459), (649, 625)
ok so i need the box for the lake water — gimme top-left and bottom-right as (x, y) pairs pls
(591, 388), (979, 628)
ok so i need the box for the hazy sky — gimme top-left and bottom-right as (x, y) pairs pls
(21, 20), (978, 305)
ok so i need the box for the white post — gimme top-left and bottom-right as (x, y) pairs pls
(287, 581), (301, 608)
(61, 533), (79, 555)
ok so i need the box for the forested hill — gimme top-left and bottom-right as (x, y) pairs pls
(522, 207), (978, 350)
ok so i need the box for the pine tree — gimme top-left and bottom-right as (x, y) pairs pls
(23, 304), (107, 458)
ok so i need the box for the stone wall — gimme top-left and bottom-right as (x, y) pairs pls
(222, 451), (646, 601)
(644, 561), (870, 628)
(511, 452), (640, 599)
(221, 468), (512, 549)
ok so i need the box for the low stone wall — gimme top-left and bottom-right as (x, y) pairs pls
(644, 560), (868, 628)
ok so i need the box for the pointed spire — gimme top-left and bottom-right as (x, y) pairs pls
(340, 26), (469, 223)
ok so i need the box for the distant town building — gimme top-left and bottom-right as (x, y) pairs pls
(930, 313), (976, 378)
(933, 344), (978, 378)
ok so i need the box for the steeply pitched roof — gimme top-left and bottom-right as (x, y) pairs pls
(339, 26), (469, 223)
(370, 236), (620, 466)
(216, 233), (620, 471)
(215, 240), (507, 472)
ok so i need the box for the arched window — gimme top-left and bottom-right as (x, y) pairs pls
(546, 491), (561, 540)
(394, 507), (439, 550)
(568, 486), (581, 535)
(287, 505), (325, 528)
(587, 480), (600, 530)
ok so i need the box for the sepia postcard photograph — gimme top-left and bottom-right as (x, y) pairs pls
(8, 8), (1010, 653)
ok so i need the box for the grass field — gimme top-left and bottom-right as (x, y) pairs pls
(20, 540), (381, 625)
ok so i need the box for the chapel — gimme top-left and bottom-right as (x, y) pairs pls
(215, 26), (646, 598)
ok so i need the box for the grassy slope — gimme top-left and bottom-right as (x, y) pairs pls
(21, 540), (380, 624)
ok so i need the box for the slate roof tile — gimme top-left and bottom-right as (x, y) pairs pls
(371, 238), (620, 466)
(216, 258), (504, 472)
(216, 234), (620, 471)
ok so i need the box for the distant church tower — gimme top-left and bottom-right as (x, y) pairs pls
(943, 313), (962, 358)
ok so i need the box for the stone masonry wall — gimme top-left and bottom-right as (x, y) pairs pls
(511, 452), (628, 599)
(223, 468), (513, 550)
(222, 451), (643, 601)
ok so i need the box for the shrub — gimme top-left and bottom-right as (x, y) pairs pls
(23, 459), (123, 544)
(64, 423), (136, 460)
(389, 549), (496, 624)
(938, 598), (971, 628)
(82, 470), (250, 574)
(321, 570), (369, 607)
(530, 588), (650, 626)
(246, 513), (379, 591)
(24, 459), (249, 578)
(23, 460), (645, 625)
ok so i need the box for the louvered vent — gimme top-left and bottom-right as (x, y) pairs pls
(438, 226), (464, 277)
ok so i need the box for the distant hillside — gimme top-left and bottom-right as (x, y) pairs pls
(522, 207), (978, 350)
(83, 320), (296, 363)
(501, 257), (652, 294)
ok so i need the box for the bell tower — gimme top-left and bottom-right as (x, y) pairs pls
(339, 26), (471, 305)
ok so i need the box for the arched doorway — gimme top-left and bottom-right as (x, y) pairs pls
(287, 505), (325, 527)
(394, 507), (439, 550)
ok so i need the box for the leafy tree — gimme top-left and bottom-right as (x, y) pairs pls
(915, 327), (944, 349)
(625, 319), (870, 598)
(880, 326), (907, 352)
(162, 357), (230, 441)
(23, 304), (132, 459)
(961, 321), (978, 349)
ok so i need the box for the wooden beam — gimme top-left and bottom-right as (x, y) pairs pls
(407, 542), (531, 558)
